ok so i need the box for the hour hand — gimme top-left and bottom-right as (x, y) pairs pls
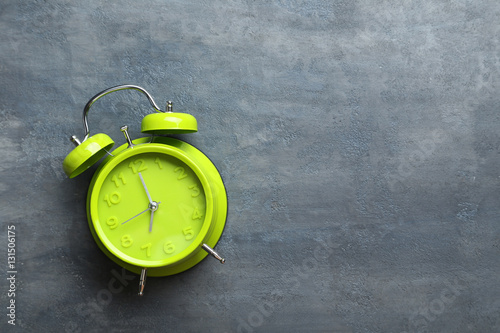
(148, 201), (160, 232)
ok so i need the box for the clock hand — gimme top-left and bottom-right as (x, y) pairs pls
(138, 172), (159, 233)
(121, 201), (161, 226)
(121, 207), (150, 225)
(138, 172), (153, 204)
(149, 210), (154, 233)
(148, 201), (160, 233)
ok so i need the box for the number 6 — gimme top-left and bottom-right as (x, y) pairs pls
(164, 241), (175, 254)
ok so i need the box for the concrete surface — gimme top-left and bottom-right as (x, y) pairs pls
(0, 0), (499, 332)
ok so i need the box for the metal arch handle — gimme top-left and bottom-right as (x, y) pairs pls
(81, 84), (166, 142)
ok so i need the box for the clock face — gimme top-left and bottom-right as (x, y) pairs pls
(89, 144), (213, 268)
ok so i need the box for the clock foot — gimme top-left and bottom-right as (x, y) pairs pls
(138, 268), (147, 296)
(201, 244), (225, 264)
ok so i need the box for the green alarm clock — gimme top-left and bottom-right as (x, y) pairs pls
(62, 85), (227, 295)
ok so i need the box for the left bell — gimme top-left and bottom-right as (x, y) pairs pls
(63, 133), (114, 178)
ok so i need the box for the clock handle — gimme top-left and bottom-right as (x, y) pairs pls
(81, 84), (168, 142)
(202, 244), (226, 264)
(138, 268), (147, 296)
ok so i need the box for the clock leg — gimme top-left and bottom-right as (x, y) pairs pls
(201, 244), (225, 264)
(138, 268), (147, 296)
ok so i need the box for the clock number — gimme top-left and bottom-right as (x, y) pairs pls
(128, 159), (147, 174)
(174, 166), (188, 180)
(121, 235), (133, 248)
(106, 216), (119, 230)
(154, 157), (163, 169)
(111, 172), (126, 187)
(192, 207), (203, 220)
(188, 184), (200, 197)
(141, 243), (152, 257)
(104, 191), (121, 207)
(163, 241), (175, 254)
(183, 227), (194, 240)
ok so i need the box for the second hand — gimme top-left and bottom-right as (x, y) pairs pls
(121, 202), (161, 225)
(121, 208), (150, 225)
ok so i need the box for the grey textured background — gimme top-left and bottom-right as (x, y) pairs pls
(1, 0), (499, 332)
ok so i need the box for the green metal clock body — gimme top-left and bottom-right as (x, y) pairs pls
(86, 137), (227, 277)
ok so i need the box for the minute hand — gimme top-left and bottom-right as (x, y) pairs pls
(138, 172), (159, 233)
(138, 172), (153, 204)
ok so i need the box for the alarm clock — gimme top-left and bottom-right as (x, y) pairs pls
(62, 85), (227, 295)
